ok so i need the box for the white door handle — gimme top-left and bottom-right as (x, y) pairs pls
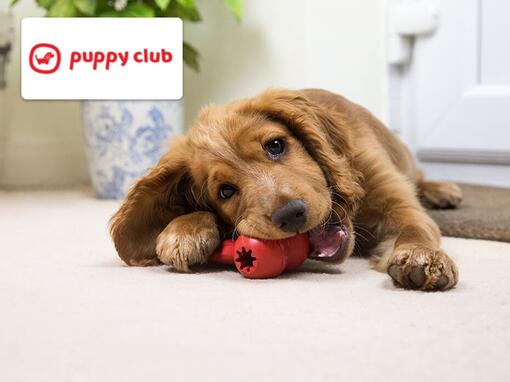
(388, 0), (439, 65)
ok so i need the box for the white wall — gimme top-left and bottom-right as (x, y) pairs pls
(0, 1), (87, 189)
(184, 0), (388, 126)
(0, 0), (388, 189)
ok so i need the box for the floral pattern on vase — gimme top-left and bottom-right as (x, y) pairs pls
(82, 100), (182, 199)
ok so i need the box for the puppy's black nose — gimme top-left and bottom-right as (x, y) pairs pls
(271, 200), (307, 232)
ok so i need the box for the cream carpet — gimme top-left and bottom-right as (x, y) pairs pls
(1, 190), (510, 382)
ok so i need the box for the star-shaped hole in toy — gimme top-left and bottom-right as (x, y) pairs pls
(235, 246), (256, 270)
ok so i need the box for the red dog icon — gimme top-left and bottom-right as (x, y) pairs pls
(36, 52), (55, 65)
(29, 43), (61, 74)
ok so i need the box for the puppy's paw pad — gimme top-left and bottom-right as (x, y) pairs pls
(387, 246), (458, 291)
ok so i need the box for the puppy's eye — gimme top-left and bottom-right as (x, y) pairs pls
(219, 184), (237, 200)
(265, 138), (285, 157)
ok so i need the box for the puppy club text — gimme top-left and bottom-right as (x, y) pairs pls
(69, 49), (173, 70)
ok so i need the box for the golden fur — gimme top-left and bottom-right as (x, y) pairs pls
(110, 89), (461, 290)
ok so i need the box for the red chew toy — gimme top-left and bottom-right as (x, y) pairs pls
(209, 234), (309, 279)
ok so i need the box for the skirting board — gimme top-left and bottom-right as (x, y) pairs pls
(417, 148), (510, 165)
(419, 161), (510, 188)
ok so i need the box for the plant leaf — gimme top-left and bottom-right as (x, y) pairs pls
(10, 0), (21, 6)
(73, 0), (97, 16)
(167, 0), (201, 22)
(183, 41), (200, 72)
(155, 0), (171, 12)
(36, 0), (57, 10)
(176, 0), (195, 7)
(48, 0), (78, 16)
(98, 10), (119, 17)
(223, 0), (243, 21)
(121, 3), (155, 17)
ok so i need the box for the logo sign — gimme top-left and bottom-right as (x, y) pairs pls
(29, 43), (61, 74)
(21, 18), (182, 100)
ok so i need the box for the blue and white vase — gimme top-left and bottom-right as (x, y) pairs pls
(81, 100), (183, 199)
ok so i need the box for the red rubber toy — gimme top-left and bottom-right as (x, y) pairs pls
(209, 233), (309, 279)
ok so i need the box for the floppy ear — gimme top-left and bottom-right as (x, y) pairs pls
(236, 89), (364, 212)
(109, 136), (195, 266)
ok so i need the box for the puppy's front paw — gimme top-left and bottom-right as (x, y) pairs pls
(156, 212), (220, 272)
(387, 245), (458, 291)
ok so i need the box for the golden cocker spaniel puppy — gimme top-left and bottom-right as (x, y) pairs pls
(110, 89), (461, 290)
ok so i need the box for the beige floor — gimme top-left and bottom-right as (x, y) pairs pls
(1, 190), (510, 382)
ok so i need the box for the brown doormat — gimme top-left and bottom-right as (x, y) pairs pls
(427, 183), (510, 242)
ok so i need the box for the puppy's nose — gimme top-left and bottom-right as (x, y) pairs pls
(271, 200), (307, 232)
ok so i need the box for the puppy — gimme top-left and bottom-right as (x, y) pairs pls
(110, 89), (461, 290)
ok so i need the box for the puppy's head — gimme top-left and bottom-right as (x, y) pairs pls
(190, 90), (362, 260)
(189, 113), (329, 239)
(111, 90), (363, 266)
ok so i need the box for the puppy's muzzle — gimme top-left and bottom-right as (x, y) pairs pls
(271, 199), (307, 232)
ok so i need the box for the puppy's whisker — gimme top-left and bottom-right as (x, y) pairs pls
(330, 200), (348, 223)
(239, 218), (273, 240)
(351, 225), (373, 243)
(329, 208), (344, 226)
(355, 227), (374, 239)
(241, 219), (256, 239)
(329, 192), (347, 207)
(322, 209), (334, 228)
(198, 182), (208, 204)
(232, 215), (245, 241)
(353, 243), (364, 257)
(329, 189), (350, 207)
(353, 230), (370, 243)
(353, 223), (375, 240)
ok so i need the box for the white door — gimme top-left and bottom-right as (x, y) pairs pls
(392, 0), (510, 186)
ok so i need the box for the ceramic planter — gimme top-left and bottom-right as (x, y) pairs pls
(82, 100), (183, 199)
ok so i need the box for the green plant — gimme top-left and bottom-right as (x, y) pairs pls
(11, 0), (243, 71)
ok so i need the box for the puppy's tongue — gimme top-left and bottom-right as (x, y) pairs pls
(308, 225), (348, 261)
